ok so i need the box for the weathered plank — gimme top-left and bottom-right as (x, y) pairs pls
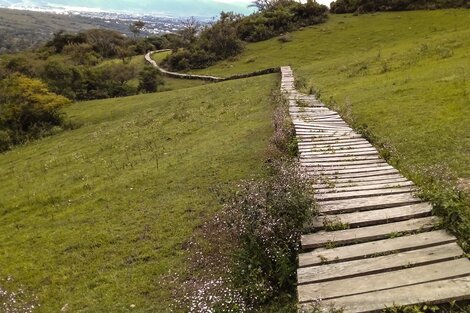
(312, 203), (432, 229)
(302, 152), (380, 160)
(314, 180), (413, 192)
(316, 186), (415, 201)
(320, 169), (403, 179)
(302, 155), (383, 164)
(303, 160), (387, 168)
(298, 243), (463, 285)
(299, 141), (371, 148)
(301, 147), (378, 155)
(300, 145), (374, 153)
(298, 258), (470, 303)
(301, 216), (439, 250)
(317, 277), (470, 313)
(298, 230), (457, 267)
(318, 193), (422, 214)
(308, 163), (392, 172)
(298, 135), (364, 142)
(316, 173), (407, 184)
(309, 164), (395, 174)
(311, 167), (399, 178)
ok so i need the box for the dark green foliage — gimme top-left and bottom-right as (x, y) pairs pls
(238, 0), (328, 42)
(163, 0), (328, 71)
(138, 66), (164, 93)
(226, 162), (315, 306)
(0, 74), (70, 151)
(46, 30), (87, 53)
(0, 28), (176, 102)
(164, 13), (244, 71)
(330, 0), (469, 13)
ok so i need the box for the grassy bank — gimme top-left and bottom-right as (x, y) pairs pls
(194, 10), (470, 180)
(0, 74), (277, 311)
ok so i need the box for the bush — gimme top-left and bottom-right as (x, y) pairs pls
(138, 66), (164, 93)
(224, 161), (316, 305)
(238, 0), (328, 42)
(0, 74), (71, 151)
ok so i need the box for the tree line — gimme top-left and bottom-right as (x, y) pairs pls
(163, 0), (329, 71)
(0, 25), (166, 152)
(330, 0), (469, 14)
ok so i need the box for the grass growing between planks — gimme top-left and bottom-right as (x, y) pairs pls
(0, 74), (277, 312)
(194, 9), (470, 247)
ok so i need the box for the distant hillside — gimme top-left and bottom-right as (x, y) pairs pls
(0, 8), (138, 53)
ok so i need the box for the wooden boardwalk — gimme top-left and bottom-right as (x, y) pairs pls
(280, 66), (470, 312)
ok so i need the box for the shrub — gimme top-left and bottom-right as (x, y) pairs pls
(224, 161), (316, 305)
(138, 66), (164, 93)
(0, 74), (71, 151)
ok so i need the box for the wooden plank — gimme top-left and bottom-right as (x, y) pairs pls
(303, 160), (387, 168)
(298, 135), (363, 142)
(302, 160), (392, 169)
(299, 141), (371, 148)
(298, 243), (463, 285)
(294, 122), (347, 127)
(300, 148), (376, 155)
(312, 203), (432, 229)
(302, 155), (382, 163)
(300, 145), (374, 153)
(302, 151), (379, 160)
(320, 169), (402, 179)
(318, 193), (422, 214)
(290, 112), (339, 118)
(311, 166), (398, 176)
(309, 164), (393, 173)
(316, 174), (407, 184)
(318, 277), (470, 313)
(301, 147), (377, 155)
(295, 124), (350, 129)
(301, 216), (439, 250)
(299, 230), (457, 267)
(295, 125), (351, 130)
(315, 180), (413, 193)
(294, 121), (347, 127)
(316, 186), (415, 201)
(297, 133), (358, 139)
(298, 258), (470, 303)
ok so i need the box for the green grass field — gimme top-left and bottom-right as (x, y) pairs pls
(2, 8), (470, 312)
(0, 75), (277, 311)
(195, 9), (470, 180)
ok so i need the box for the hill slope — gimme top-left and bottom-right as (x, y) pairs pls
(196, 9), (470, 180)
(0, 75), (277, 311)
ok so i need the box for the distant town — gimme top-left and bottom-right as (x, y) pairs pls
(0, 1), (208, 35)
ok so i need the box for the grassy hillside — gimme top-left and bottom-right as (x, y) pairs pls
(0, 75), (277, 311)
(195, 9), (470, 180)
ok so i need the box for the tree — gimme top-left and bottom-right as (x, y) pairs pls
(129, 20), (146, 38)
(249, 0), (294, 11)
(179, 17), (201, 48)
(138, 67), (164, 93)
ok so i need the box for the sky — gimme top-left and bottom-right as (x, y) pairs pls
(0, 0), (332, 17)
